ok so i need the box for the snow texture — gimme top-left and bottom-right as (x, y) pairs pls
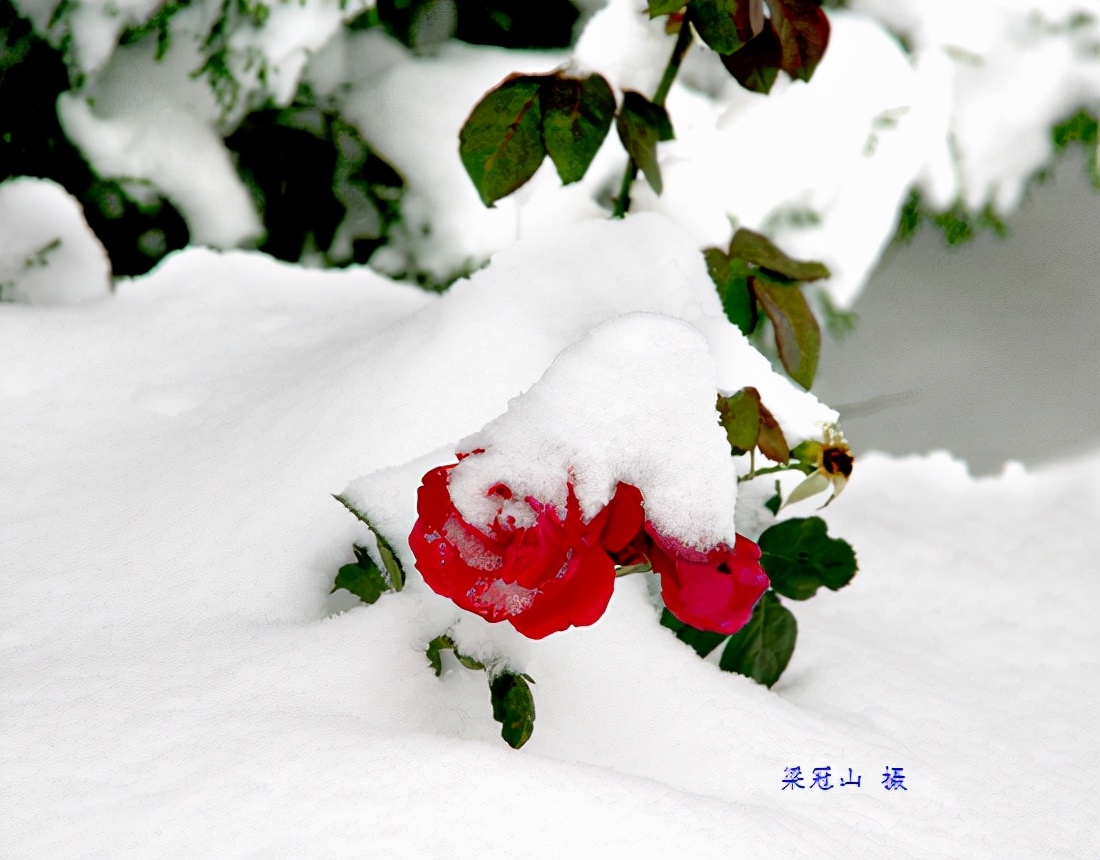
(56, 31), (264, 248)
(20, 0), (1099, 307)
(0, 177), (112, 305)
(3, 218), (1097, 857)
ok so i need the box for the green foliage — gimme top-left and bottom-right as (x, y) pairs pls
(818, 290), (858, 342)
(227, 95), (406, 266)
(373, 0), (581, 51)
(459, 72), (617, 206)
(896, 107), (1099, 250)
(758, 517), (858, 600)
(718, 591), (797, 688)
(660, 608), (727, 657)
(729, 228), (831, 281)
(425, 634), (536, 750)
(1051, 108), (1099, 189)
(689, 0), (753, 56)
(662, 516), (856, 687)
(645, 0), (829, 91)
(490, 672), (536, 749)
(764, 481), (783, 515)
(647, 0), (685, 16)
(707, 229), (828, 389)
(332, 545), (392, 604)
(768, 0), (830, 82)
(720, 24), (781, 93)
(663, 591), (798, 689)
(704, 249), (756, 334)
(615, 91), (674, 195)
(459, 74), (546, 206)
(541, 74), (616, 185)
(1, 0), (190, 276)
(119, 0), (190, 60)
(754, 273), (821, 390)
(716, 387), (790, 464)
(894, 189), (1010, 247)
(333, 495), (406, 591)
(425, 634), (487, 676)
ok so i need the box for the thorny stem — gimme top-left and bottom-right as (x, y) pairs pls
(612, 19), (695, 218)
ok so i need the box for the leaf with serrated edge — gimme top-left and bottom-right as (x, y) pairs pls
(459, 74), (547, 207)
(690, 0), (754, 54)
(541, 74), (615, 185)
(490, 673), (536, 749)
(758, 516), (857, 601)
(616, 91), (673, 194)
(719, 23), (782, 93)
(729, 228), (830, 281)
(718, 591), (797, 687)
(766, 0), (830, 82)
(753, 274), (820, 389)
(333, 494), (407, 591)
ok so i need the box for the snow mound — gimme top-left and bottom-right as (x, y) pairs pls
(0, 177), (111, 305)
(2, 218), (1097, 852)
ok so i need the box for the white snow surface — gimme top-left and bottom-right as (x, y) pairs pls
(3, 211), (1098, 857)
(443, 315), (740, 547)
(0, 177), (111, 305)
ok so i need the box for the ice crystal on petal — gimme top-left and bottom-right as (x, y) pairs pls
(472, 580), (539, 617)
(443, 515), (503, 571)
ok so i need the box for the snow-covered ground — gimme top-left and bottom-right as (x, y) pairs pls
(4, 0), (1100, 855)
(3, 207), (1098, 857)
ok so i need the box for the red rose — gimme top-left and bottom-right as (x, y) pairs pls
(646, 527), (768, 635)
(409, 464), (646, 639)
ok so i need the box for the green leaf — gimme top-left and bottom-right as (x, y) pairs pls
(331, 547), (390, 605)
(459, 74), (548, 207)
(704, 248), (756, 334)
(689, 0), (754, 55)
(490, 672), (536, 749)
(541, 73), (616, 185)
(758, 516), (857, 601)
(716, 387), (760, 454)
(648, 0), (685, 17)
(766, 0), (831, 82)
(719, 24), (782, 93)
(753, 274), (820, 389)
(764, 481), (783, 515)
(333, 494), (407, 591)
(616, 91), (673, 195)
(425, 634), (486, 677)
(1051, 109), (1098, 151)
(728, 228), (830, 281)
(717, 386), (790, 463)
(660, 608), (728, 658)
(718, 591), (797, 687)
